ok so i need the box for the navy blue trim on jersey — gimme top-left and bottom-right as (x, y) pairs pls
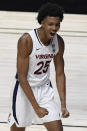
(34, 29), (42, 46)
(12, 80), (19, 125)
(50, 81), (53, 88)
(15, 73), (18, 79)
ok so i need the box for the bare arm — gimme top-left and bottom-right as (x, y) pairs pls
(17, 33), (48, 118)
(53, 35), (69, 117)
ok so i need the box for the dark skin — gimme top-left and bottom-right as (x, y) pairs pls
(10, 16), (69, 131)
(53, 35), (69, 118)
(17, 33), (48, 118)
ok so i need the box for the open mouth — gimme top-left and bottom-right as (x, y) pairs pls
(50, 32), (55, 37)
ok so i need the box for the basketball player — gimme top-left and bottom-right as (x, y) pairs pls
(8, 3), (69, 131)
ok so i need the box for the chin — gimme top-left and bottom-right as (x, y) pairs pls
(48, 37), (52, 41)
(49, 36), (54, 40)
(47, 34), (53, 40)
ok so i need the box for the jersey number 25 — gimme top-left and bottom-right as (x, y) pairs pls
(34, 60), (51, 75)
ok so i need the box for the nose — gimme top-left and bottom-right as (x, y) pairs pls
(52, 25), (59, 32)
(52, 25), (56, 31)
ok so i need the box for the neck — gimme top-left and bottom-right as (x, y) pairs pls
(37, 27), (51, 46)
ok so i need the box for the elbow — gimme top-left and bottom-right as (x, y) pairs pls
(56, 72), (65, 78)
(56, 72), (66, 82)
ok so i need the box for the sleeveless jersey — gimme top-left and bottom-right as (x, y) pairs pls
(26, 29), (59, 87)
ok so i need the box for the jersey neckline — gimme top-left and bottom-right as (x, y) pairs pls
(34, 28), (52, 48)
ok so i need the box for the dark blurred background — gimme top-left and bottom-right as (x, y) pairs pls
(0, 0), (87, 14)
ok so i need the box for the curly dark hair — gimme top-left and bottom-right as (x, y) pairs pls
(37, 2), (64, 24)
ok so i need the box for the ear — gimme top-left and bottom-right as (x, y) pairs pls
(41, 20), (44, 24)
(41, 19), (46, 27)
(41, 20), (44, 28)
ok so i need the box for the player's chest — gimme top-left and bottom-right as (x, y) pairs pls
(34, 45), (55, 60)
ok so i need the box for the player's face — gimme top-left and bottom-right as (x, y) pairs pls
(41, 16), (60, 40)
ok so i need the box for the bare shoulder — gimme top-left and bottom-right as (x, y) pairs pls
(17, 33), (33, 57)
(57, 34), (65, 55)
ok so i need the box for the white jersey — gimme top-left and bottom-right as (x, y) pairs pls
(8, 29), (60, 127)
(27, 29), (59, 87)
